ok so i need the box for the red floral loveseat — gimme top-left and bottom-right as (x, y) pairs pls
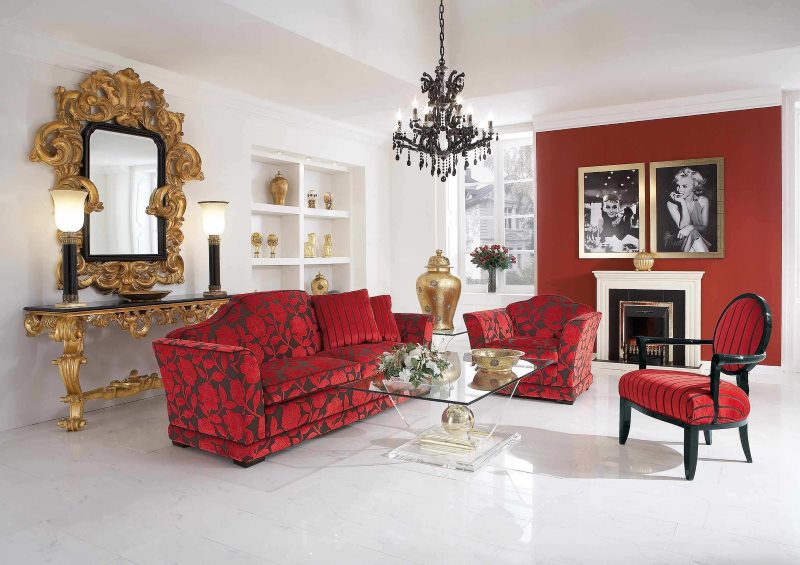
(463, 295), (601, 403)
(152, 290), (431, 467)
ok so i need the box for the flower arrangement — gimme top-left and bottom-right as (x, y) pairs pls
(377, 343), (451, 388)
(470, 244), (517, 270)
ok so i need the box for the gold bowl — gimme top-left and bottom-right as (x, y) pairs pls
(118, 290), (172, 302)
(470, 348), (525, 372)
(470, 369), (519, 392)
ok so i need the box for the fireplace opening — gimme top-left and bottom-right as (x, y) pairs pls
(619, 301), (673, 365)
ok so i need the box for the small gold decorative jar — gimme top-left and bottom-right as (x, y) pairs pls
(267, 233), (278, 258)
(251, 232), (263, 258)
(324, 192), (333, 210)
(633, 250), (655, 272)
(269, 171), (288, 205)
(311, 272), (329, 295)
(322, 234), (333, 258)
(307, 189), (318, 209)
(416, 249), (462, 331)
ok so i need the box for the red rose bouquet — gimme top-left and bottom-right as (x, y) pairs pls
(469, 245), (516, 293)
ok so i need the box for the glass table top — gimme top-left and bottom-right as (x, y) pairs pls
(338, 356), (553, 406)
(432, 325), (468, 336)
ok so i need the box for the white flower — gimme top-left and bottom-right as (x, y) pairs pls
(399, 368), (412, 381)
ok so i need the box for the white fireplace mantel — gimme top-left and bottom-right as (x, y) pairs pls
(594, 271), (704, 367)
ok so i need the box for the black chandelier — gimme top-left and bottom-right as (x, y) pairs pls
(392, 0), (497, 182)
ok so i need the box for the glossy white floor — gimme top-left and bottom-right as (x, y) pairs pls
(0, 364), (798, 565)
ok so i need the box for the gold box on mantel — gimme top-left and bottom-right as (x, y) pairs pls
(416, 249), (461, 331)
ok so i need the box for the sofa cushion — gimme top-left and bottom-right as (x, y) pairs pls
(506, 295), (593, 339)
(318, 341), (403, 378)
(619, 369), (750, 425)
(260, 355), (361, 405)
(370, 295), (401, 342)
(312, 289), (382, 350)
(263, 387), (385, 437)
(486, 336), (559, 363)
(167, 291), (321, 364)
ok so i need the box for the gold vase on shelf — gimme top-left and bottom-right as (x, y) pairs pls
(322, 234), (333, 258)
(267, 233), (278, 258)
(304, 233), (317, 258)
(416, 249), (461, 331)
(311, 272), (329, 295)
(269, 171), (288, 205)
(324, 192), (333, 210)
(307, 189), (318, 209)
(251, 232), (263, 258)
(633, 250), (655, 272)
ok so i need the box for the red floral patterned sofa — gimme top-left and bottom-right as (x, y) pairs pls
(463, 295), (601, 403)
(152, 290), (431, 467)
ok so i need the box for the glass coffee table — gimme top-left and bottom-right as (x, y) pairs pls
(338, 355), (553, 472)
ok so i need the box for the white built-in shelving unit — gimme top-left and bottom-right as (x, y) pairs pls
(250, 148), (354, 293)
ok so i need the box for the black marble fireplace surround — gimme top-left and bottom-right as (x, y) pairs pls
(608, 289), (686, 366)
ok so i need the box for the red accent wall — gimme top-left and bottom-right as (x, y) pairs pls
(536, 107), (782, 364)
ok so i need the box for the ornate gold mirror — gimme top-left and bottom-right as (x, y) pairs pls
(30, 68), (203, 294)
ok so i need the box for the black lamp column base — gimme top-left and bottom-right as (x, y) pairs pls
(204, 235), (226, 298)
(55, 231), (85, 309)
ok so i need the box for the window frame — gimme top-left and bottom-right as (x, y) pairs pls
(456, 132), (536, 295)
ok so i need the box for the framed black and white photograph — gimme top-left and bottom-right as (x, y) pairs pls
(649, 158), (724, 258)
(578, 163), (645, 258)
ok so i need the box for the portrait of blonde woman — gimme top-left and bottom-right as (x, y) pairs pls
(650, 158), (724, 258)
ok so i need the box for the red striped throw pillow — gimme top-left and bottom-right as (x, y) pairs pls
(370, 295), (401, 342)
(312, 289), (382, 350)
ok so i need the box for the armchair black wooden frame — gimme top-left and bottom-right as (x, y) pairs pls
(618, 293), (772, 480)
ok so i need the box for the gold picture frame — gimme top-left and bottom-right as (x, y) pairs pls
(649, 157), (724, 258)
(30, 68), (203, 293)
(578, 163), (646, 258)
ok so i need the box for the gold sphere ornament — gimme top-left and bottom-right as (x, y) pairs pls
(266, 233), (278, 258)
(633, 251), (655, 272)
(416, 249), (461, 331)
(441, 405), (474, 436)
(250, 232), (263, 258)
(269, 171), (289, 205)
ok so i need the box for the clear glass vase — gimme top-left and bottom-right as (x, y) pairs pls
(487, 266), (497, 293)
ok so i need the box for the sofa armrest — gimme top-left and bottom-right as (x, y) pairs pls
(463, 309), (514, 349)
(394, 313), (433, 345)
(556, 312), (602, 386)
(152, 338), (265, 444)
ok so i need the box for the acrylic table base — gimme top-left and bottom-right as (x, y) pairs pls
(387, 424), (521, 472)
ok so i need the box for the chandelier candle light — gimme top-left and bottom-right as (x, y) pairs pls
(198, 201), (228, 298)
(392, 0), (497, 181)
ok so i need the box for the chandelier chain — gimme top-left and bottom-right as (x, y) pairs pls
(439, 0), (445, 65)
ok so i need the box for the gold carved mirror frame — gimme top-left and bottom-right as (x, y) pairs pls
(30, 68), (203, 293)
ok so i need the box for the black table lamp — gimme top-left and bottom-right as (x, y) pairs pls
(50, 188), (88, 308)
(198, 200), (229, 298)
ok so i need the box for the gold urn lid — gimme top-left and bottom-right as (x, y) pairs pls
(273, 170), (285, 180)
(313, 271), (327, 282)
(426, 249), (452, 272)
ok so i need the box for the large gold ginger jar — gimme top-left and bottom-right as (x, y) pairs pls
(416, 249), (461, 331)
(269, 171), (289, 205)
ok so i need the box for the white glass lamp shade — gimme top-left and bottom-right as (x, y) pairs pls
(49, 189), (87, 232)
(198, 201), (229, 235)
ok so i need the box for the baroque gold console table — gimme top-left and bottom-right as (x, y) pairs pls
(24, 294), (229, 431)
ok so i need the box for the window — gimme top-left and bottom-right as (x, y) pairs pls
(456, 134), (535, 293)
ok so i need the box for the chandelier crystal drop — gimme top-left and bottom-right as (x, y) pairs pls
(392, 0), (497, 181)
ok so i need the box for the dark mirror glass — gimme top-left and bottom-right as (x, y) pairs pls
(81, 123), (166, 260)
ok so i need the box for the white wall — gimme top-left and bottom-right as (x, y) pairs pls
(0, 39), (392, 431)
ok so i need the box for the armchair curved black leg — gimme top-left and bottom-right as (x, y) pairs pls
(619, 398), (631, 445)
(739, 425), (753, 463)
(684, 427), (699, 480)
(703, 430), (712, 445)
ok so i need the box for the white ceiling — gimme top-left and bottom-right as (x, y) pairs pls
(3, 0), (800, 131)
